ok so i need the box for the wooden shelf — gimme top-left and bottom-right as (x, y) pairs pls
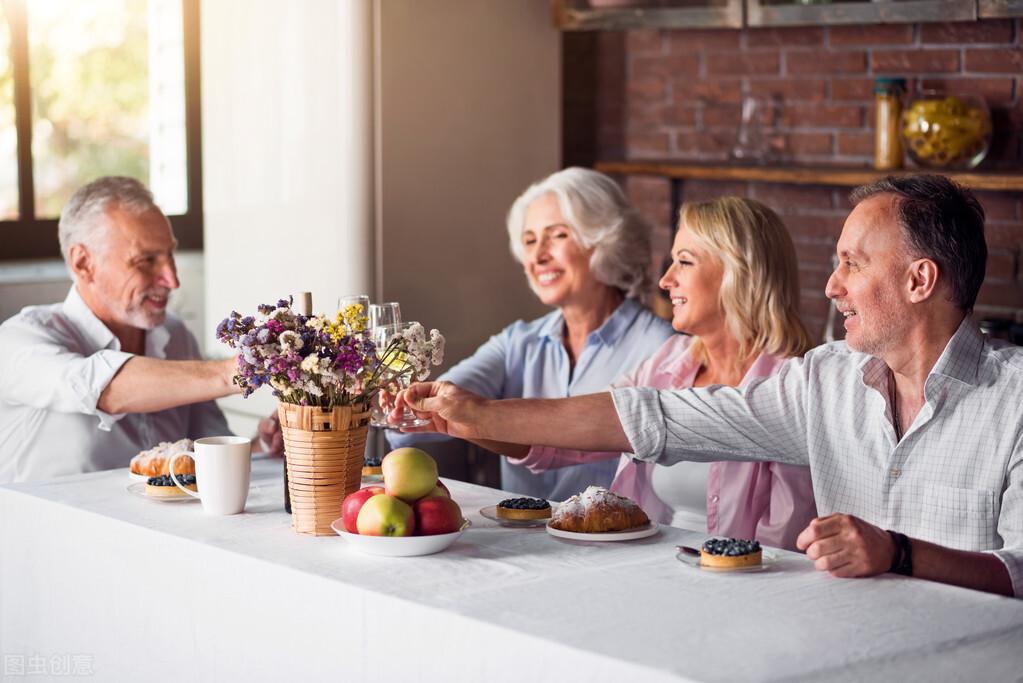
(595, 161), (1023, 192)
(747, 0), (974, 28)
(552, 0), (742, 31)
(552, 1), (1022, 31)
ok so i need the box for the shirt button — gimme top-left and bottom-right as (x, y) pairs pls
(890, 468), (901, 477)
(710, 495), (719, 503)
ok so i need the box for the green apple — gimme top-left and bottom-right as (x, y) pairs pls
(356, 494), (415, 536)
(382, 447), (439, 502)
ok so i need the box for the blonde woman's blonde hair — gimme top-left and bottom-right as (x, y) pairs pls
(680, 196), (814, 363)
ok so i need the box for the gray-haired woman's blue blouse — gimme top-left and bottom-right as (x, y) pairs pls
(387, 297), (673, 501)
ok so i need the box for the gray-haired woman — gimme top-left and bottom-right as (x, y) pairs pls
(387, 167), (672, 500)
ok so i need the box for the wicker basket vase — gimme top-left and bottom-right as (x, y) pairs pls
(278, 402), (371, 536)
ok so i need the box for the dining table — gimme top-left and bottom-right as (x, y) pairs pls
(2, 457), (1023, 682)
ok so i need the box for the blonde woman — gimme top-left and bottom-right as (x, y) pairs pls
(407, 197), (818, 550)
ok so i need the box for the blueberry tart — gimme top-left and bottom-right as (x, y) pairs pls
(496, 497), (552, 521)
(362, 454), (383, 478)
(145, 473), (197, 498)
(700, 537), (762, 569)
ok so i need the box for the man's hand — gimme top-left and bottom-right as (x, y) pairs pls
(395, 381), (486, 439)
(796, 513), (896, 578)
(257, 411), (283, 456)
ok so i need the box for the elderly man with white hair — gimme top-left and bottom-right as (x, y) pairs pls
(0, 176), (278, 483)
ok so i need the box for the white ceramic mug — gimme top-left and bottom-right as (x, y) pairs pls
(168, 436), (252, 515)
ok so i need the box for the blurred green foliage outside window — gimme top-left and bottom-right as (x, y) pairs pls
(2, 0), (189, 239)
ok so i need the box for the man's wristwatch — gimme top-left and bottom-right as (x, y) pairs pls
(886, 530), (913, 576)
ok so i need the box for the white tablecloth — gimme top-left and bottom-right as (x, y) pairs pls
(3, 459), (1023, 682)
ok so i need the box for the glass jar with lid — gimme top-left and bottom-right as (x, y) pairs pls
(901, 92), (992, 169)
(874, 77), (906, 171)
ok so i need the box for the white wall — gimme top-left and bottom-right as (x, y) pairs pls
(377, 0), (558, 369)
(201, 0), (376, 431)
(202, 0), (560, 435)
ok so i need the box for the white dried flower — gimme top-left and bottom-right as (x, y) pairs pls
(300, 354), (321, 374)
(279, 330), (303, 352)
(405, 322), (427, 345)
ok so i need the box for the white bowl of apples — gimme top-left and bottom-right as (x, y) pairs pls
(332, 448), (471, 557)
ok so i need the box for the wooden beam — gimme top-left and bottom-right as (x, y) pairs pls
(595, 161), (1023, 192)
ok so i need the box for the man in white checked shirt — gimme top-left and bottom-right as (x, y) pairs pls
(401, 175), (1023, 598)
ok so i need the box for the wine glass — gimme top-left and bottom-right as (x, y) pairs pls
(367, 306), (400, 427)
(369, 302), (401, 330)
(369, 322), (430, 429)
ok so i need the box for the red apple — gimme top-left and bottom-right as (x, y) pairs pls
(341, 486), (385, 533)
(413, 496), (463, 536)
(382, 447), (439, 502)
(356, 494), (416, 536)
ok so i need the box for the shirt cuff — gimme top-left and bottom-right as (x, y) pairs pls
(988, 548), (1023, 598)
(505, 446), (549, 472)
(70, 349), (134, 431)
(610, 387), (666, 463)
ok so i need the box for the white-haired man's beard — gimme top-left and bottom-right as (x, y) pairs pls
(120, 289), (172, 330)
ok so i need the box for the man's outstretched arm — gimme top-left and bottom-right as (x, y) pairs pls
(98, 356), (239, 414)
(399, 381), (633, 453)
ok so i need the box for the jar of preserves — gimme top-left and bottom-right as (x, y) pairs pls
(901, 92), (991, 169)
(874, 77), (906, 170)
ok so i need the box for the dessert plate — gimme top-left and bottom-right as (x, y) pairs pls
(331, 518), (471, 557)
(545, 521), (658, 542)
(479, 504), (553, 528)
(127, 482), (263, 504)
(126, 482), (198, 503)
(675, 548), (778, 573)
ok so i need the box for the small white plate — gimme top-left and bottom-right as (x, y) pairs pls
(545, 521), (659, 542)
(675, 548), (778, 573)
(330, 518), (471, 557)
(126, 482), (198, 503)
(479, 504), (553, 528)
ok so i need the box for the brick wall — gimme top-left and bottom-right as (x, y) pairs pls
(564, 20), (1023, 341)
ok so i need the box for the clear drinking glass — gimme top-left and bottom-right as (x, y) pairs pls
(369, 302), (401, 330)
(370, 323), (430, 429)
(337, 294), (371, 330)
(367, 304), (401, 427)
